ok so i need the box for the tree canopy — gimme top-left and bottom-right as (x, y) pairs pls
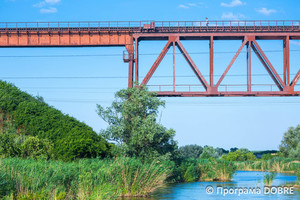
(96, 85), (177, 160)
(279, 125), (300, 160)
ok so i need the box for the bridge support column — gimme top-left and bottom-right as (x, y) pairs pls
(125, 44), (134, 88)
(128, 60), (134, 88)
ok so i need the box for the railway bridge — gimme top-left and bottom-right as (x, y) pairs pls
(0, 20), (300, 97)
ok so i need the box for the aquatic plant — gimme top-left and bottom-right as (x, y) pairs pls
(264, 172), (277, 186)
(198, 159), (236, 181)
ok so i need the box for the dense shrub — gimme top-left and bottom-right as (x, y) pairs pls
(183, 165), (200, 182)
(0, 81), (110, 161)
(221, 149), (256, 161)
(178, 144), (203, 159)
(199, 146), (218, 159)
(198, 159), (236, 181)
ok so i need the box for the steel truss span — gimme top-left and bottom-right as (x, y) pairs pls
(0, 20), (299, 97)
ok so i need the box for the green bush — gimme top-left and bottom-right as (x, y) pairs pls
(0, 81), (111, 161)
(21, 136), (53, 159)
(198, 159), (236, 181)
(183, 165), (200, 182)
(221, 149), (256, 161)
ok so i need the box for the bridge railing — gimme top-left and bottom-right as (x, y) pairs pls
(0, 20), (299, 32)
(147, 84), (300, 92)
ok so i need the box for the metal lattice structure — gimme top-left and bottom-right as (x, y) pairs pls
(0, 20), (299, 96)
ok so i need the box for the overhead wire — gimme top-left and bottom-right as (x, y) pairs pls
(0, 49), (300, 58)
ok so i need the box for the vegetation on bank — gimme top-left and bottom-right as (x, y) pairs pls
(96, 85), (177, 160)
(0, 157), (173, 199)
(234, 157), (300, 173)
(0, 81), (299, 198)
(0, 81), (111, 161)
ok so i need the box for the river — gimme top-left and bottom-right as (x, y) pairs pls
(127, 171), (299, 200)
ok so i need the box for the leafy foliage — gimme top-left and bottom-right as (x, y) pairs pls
(221, 149), (256, 161)
(199, 146), (218, 159)
(198, 159), (236, 181)
(0, 81), (110, 161)
(97, 85), (177, 160)
(279, 125), (300, 160)
(178, 144), (203, 159)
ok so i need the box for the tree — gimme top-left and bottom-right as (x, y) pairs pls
(96, 85), (177, 160)
(199, 146), (218, 159)
(279, 125), (300, 159)
(215, 147), (229, 158)
(221, 149), (256, 161)
(230, 147), (238, 152)
(178, 144), (203, 159)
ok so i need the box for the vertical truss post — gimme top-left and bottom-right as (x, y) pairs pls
(125, 44), (134, 88)
(134, 37), (139, 83)
(128, 60), (134, 88)
(210, 36), (214, 87)
(283, 36), (290, 89)
(247, 41), (252, 92)
(173, 41), (176, 92)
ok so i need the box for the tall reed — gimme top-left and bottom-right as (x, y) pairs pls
(0, 157), (172, 199)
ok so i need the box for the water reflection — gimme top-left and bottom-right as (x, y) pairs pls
(124, 171), (299, 200)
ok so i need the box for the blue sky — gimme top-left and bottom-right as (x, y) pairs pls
(0, 0), (300, 151)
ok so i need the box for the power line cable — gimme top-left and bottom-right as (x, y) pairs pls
(0, 49), (300, 58)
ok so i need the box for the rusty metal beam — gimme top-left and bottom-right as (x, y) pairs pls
(283, 36), (290, 86)
(140, 38), (173, 86)
(176, 39), (209, 90)
(247, 41), (252, 92)
(173, 41), (176, 92)
(210, 36), (214, 87)
(251, 40), (284, 91)
(291, 69), (300, 88)
(156, 91), (300, 97)
(134, 37), (139, 83)
(215, 39), (248, 88)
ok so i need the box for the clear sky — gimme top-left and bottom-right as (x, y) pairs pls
(0, 0), (300, 151)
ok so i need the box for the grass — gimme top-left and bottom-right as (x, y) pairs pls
(264, 172), (277, 186)
(198, 159), (236, 181)
(0, 157), (173, 199)
(234, 157), (300, 173)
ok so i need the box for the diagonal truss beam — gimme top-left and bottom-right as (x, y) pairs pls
(291, 69), (300, 88)
(176, 40), (209, 90)
(215, 39), (248, 88)
(141, 39), (173, 86)
(251, 40), (284, 91)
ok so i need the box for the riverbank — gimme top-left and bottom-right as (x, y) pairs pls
(0, 157), (173, 199)
(1, 157), (299, 199)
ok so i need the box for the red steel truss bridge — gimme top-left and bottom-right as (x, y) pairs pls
(0, 20), (300, 97)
